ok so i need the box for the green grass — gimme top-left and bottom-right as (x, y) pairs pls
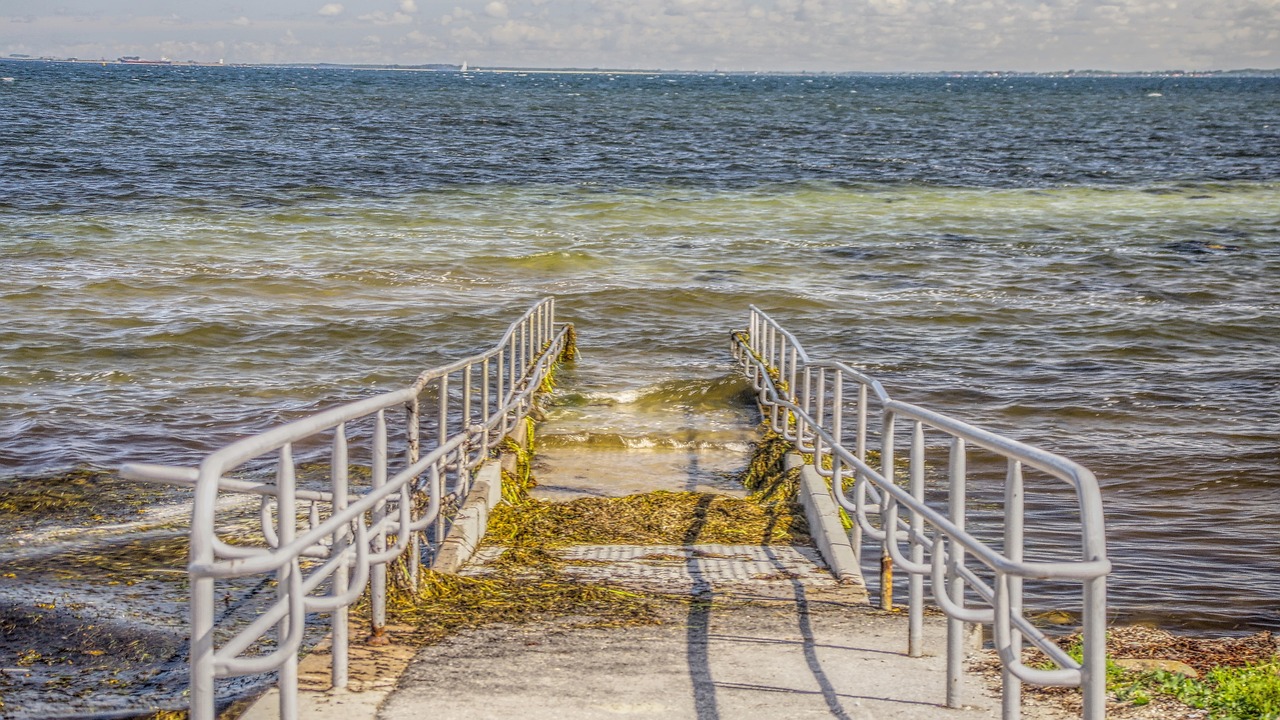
(1035, 631), (1280, 719)
(1126, 661), (1280, 720)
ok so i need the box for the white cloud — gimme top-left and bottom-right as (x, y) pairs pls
(449, 24), (486, 45)
(359, 10), (414, 24)
(1, 0), (1278, 71)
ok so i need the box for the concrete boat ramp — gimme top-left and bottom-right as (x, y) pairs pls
(110, 302), (1106, 720)
(242, 443), (1073, 720)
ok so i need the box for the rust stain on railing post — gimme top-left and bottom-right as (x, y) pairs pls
(880, 553), (894, 611)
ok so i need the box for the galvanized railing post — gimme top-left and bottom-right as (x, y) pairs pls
(497, 346), (509, 437)
(508, 332), (517, 401)
(766, 322), (775, 372)
(406, 397), (421, 588)
(331, 424), (350, 690)
(946, 437), (966, 708)
(856, 382), (868, 463)
(431, 463), (445, 548)
(1083, 576), (1107, 720)
(1003, 459), (1025, 720)
(834, 370), (858, 563)
(370, 410), (388, 641)
(542, 300), (550, 347)
(524, 318), (532, 374)
(880, 409), (896, 611)
(768, 324), (781, 431)
(189, 465), (218, 720)
(496, 346), (505, 405)
(813, 366), (825, 444)
(481, 357), (491, 450)
(437, 374), (449, 454)
(277, 445), (298, 720)
(463, 364), (473, 436)
(908, 420), (925, 658)
(788, 345), (798, 402)
(531, 306), (539, 352)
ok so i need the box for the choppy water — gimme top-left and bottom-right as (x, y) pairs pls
(2, 61), (1278, 633)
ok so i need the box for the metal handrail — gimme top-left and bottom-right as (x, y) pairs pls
(121, 298), (572, 720)
(733, 306), (1110, 720)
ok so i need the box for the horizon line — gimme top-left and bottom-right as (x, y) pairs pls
(3, 55), (1279, 76)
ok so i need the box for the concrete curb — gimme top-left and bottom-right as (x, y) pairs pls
(430, 463), (503, 574)
(786, 453), (865, 591)
(431, 419), (530, 574)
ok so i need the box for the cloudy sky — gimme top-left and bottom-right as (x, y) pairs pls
(1, 0), (1277, 72)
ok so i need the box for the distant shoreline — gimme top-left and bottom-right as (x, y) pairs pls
(2, 55), (1278, 78)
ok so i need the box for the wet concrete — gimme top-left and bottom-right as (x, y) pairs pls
(530, 446), (751, 500)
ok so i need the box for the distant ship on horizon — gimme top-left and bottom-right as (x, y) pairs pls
(118, 56), (172, 65)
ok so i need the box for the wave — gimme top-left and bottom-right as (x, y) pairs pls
(538, 430), (753, 452)
(553, 373), (757, 412)
(466, 250), (611, 273)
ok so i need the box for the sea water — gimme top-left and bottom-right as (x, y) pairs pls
(1, 62), (1278, 633)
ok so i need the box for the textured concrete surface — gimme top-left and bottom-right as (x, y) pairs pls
(239, 540), (1072, 720)
(378, 599), (1073, 720)
(467, 544), (842, 593)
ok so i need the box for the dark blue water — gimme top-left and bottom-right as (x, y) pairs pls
(2, 63), (1277, 213)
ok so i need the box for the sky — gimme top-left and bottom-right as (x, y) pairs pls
(1, 0), (1277, 73)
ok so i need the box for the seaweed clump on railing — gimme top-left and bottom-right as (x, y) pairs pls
(535, 321), (579, 394)
(739, 428), (797, 495)
(560, 323), (579, 362)
(499, 417), (538, 505)
(736, 426), (816, 533)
